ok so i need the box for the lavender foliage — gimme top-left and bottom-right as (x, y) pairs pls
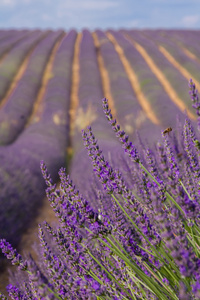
(1, 80), (200, 299)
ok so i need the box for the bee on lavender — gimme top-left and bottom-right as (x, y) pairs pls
(163, 127), (172, 135)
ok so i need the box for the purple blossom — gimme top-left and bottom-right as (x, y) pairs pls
(189, 79), (200, 117)
(102, 98), (140, 163)
(0, 240), (27, 271)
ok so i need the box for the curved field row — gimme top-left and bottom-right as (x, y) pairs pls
(150, 29), (200, 59)
(124, 30), (196, 119)
(0, 29), (28, 43)
(107, 31), (161, 127)
(27, 32), (65, 124)
(94, 30), (162, 145)
(142, 30), (200, 91)
(106, 31), (187, 132)
(0, 31), (64, 145)
(0, 30), (31, 62)
(0, 30), (76, 251)
(120, 32), (194, 122)
(142, 30), (200, 83)
(0, 31), (45, 101)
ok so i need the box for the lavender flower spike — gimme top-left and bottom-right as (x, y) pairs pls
(102, 98), (140, 163)
(0, 292), (8, 299)
(189, 79), (200, 130)
(189, 79), (200, 117)
(0, 239), (27, 271)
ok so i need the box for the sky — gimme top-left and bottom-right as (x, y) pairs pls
(0, 0), (200, 31)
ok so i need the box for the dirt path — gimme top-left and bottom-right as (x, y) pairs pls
(92, 32), (117, 118)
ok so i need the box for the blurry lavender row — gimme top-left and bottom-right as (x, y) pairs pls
(0, 30), (41, 59)
(41, 30), (76, 123)
(148, 29), (200, 57)
(0, 30), (45, 101)
(0, 29), (27, 43)
(142, 29), (200, 84)
(71, 30), (115, 153)
(70, 30), (123, 209)
(0, 30), (75, 252)
(124, 30), (194, 115)
(0, 30), (63, 145)
(108, 30), (186, 132)
(95, 30), (162, 145)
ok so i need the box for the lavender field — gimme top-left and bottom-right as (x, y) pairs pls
(0, 29), (200, 299)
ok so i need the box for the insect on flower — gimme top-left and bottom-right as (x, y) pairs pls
(163, 127), (172, 135)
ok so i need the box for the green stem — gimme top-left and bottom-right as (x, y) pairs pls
(139, 163), (186, 216)
(179, 179), (192, 200)
(27, 271), (62, 300)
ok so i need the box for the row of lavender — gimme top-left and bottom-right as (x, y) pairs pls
(95, 30), (184, 140)
(122, 30), (197, 114)
(0, 30), (47, 101)
(0, 30), (63, 144)
(0, 30), (76, 252)
(0, 30), (30, 59)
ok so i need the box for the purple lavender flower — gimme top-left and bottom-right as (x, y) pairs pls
(0, 240), (27, 271)
(189, 79), (200, 117)
(102, 98), (140, 163)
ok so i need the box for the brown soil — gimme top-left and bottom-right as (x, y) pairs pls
(92, 32), (117, 118)
(69, 32), (82, 136)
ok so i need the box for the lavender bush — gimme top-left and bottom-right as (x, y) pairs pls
(1, 79), (200, 299)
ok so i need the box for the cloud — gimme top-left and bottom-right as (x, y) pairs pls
(122, 19), (140, 28)
(76, 1), (119, 10)
(181, 15), (200, 27)
(59, 0), (119, 11)
(42, 13), (52, 21)
(0, 0), (32, 6)
(1, 0), (16, 6)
